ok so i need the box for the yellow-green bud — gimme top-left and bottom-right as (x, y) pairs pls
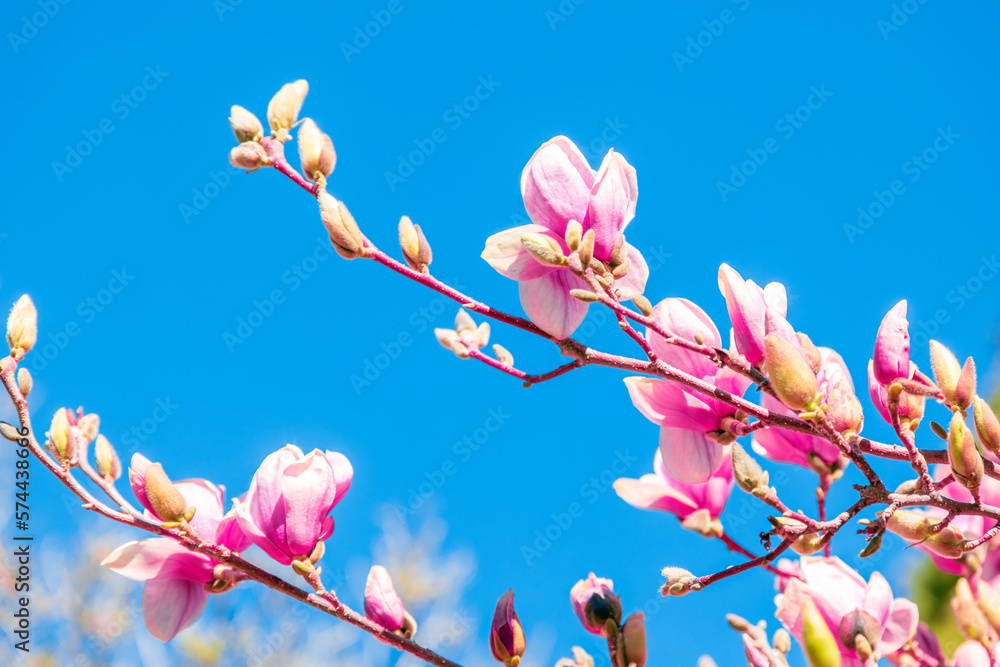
(955, 357), (977, 413)
(521, 233), (565, 267)
(929, 340), (961, 405)
(144, 463), (188, 523)
(948, 411), (983, 495)
(732, 442), (769, 494)
(6, 295), (37, 360)
(94, 434), (121, 480)
(974, 397), (1000, 456)
(801, 598), (842, 667)
(764, 334), (819, 411)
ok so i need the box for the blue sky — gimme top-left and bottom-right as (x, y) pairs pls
(2, 1), (1000, 665)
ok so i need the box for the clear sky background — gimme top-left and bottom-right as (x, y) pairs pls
(2, 1), (999, 665)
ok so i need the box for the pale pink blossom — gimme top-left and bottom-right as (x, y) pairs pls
(952, 641), (1000, 667)
(717, 264), (787, 366)
(625, 298), (751, 483)
(234, 444), (353, 565)
(570, 573), (619, 636)
(482, 136), (647, 339)
(364, 565), (406, 632)
(775, 556), (919, 666)
(753, 348), (853, 469)
(613, 447), (732, 536)
(102, 479), (248, 641)
(872, 300), (910, 385)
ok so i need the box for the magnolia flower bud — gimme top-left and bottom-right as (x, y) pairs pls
(229, 105), (263, 143)
(318, 191), (364, 258)
(77, 413), (100, 443)
(455, 309), (476, 334)
(732, 443), (769, 494)
(565, 219), (582, 251)
(948, 411), (983, 495)
(826, 380), (864, 437)
(955, 357), (977, 412)
(476, 323), (491, 349)
(16, 368), (32, 398)
(46, 409), (76, 465)
(144, 462), (190, 523)
(797, 332), (823, 374)
(578, 229), (595, 267)
(952, 577), (992, 644)
(229, 141), (272, 170)
(521, 233), (565, 267)
(620, 612), (647, 667)
(661, 567), (702, 596)
(976, 580), (1000, 634)
(297, 118), (336, 182)
(838, 609), (881, 651)
(801, 599), (842, 667)
(398, 216), (433, 272)
(493, 344), (514, 367)
(885, 510), (935, 541)
(923, 525), (967, 559)
(930, 340), (962, 405)
(764, 334), (819, 411)
(632, 295), (653, 317)
(974, 397), (1000, 456)
(0, 422), (22, 442)
(773, 628), (792, 654)
(266, 79), (308, 137)
(569, 289), (600, 302)
(94, 434), (122, 480)
(7, 295), (37, 360)
(583, 588), (621, 636)
(364, 565), (406, 634)
(490, 590), (525, 667)
(791, 533), (825, 555)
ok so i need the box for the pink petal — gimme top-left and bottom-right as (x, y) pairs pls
(364, 565), (406, 631)
(612, 473), (698, 518)
(718, 264), (767, 365)
(952, 641), (994, 667)
(324, 450), (354, 506)
(878, 598), (919, 656)
(142, 579), (209, 642)
(615, 242), (648, 301)
(867, 360), (893, 424)
(173, 479), (225, 542)
(658, 427), (723, 484)
(215, 502), (252, 553)
(481, 224), (561, 281)
(518, 270), (590, 339)
(862, 572), (893, 626)
(233, 495), (293, 565)
(520, 137), (593, 236)
(646, 298), (721, 379)
(763, 282), (788, 316)
(742, 634), (770, 667)
(280, 449), (340, 556)
(101, 538), (215, 583)
(586, 151), (636, 259)
(873, 300), (910, 385)
(623, 377), (721, 432)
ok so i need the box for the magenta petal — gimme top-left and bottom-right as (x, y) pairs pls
(718, 264), (767, 365)
(658, 427), (722, 484)
(873, 300), (910, 385)
(742, 635), (770, 667)
(586, 151), (635, 258)
(615, 242), (648, 301)
(364, 565), (406, 631)
(952, 641), (993, 667)
(215, 503), (252, 553)
(481, 224), (561, 281)
(520, 137), (593, 236)
(613, 474), (698, 518)
(867, 360), (893, 424)
(128, 453), (155, 515)
(101, 538), (215, 583)
(233, 496), (294, 565)
(518, 270), (590, 339)
(879, 598), (919, 656)
(173, 479), (225, 542)
(141, 579), (209, 642)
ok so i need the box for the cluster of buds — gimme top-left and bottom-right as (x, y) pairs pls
(6, 295), (37, 361)
(951, 577), (1000, 655)
(929, 340), (977, 413)
(868, 301), (931, 431)
(490, 590), (526, 667)
(727, 614), (791, 667)
(557, 221), (633, 291)
(129, 454), (196, 527)
(363, 565), (417, 638)
(570, 574), (646, 667)
(45, 408), (98, 468)
(434, 309), (490, 360)
(660, 566), (703, 597)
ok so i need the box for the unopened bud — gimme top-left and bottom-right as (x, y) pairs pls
(609, 233), (627, 266)
(853, 635), (873, 661)
(229, 141), (272, 170)
(297, 118), (336, 182)
(398, 216), (432, 271)
(826, 380), (864, 436)
(434, 328), (460, 350)
(521, 233), (565, 267)
(579, 229), (595, 267)
(47, 409), (73, 464)
(838, 609), (881, 651)
(620, 612), (647, 667)
(797, 332), (823, 374)
(493, 344), (514, 367)
(858, 531), (884, 558)
(885, 510), (934, 541)
(923, 525), (967, 559)
(569, 289), (599, 303)
(948, 411), (983, 495)
(976, 579), (1000, 634)
(489, 590), (525, 667)
(955, 357), (977, 412)
(929, 340), (962, 406)
(801, 599), (842, 667)
(974, 397), (1000, 456)
(455, 309), (476, 333)
(16, 368), (32, 398)
(266, 79), (308, 138)
(94, 435), (122, 480)
(611, 259), (631, 279)
(7, 295), (37, 360)
(764, 334), (819, 411)
(565, 219), (582, 251)
(952, 577), (992, 644)
(0, 422), (22, 442)
(773, 628), (792, 654)
(77, 413), (100, 443)
(228, 105), (263, 143)
(732, 443), (769, 494)
(660, 567), (702, 596)
(583, 587), (622, 634)
(791, 533), (825, 555)
(476, 323), (491, 349)
(632, 295), (653, 317)
(144, 463), (189, 523)
(318, 191), (364, 258)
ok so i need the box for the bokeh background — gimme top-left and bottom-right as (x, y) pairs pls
(2, 1), (999, 665)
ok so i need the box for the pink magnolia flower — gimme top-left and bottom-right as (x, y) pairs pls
(717, 264), (788, 366)
(482, 136), (648, 339)
(753, 348), (853, 469)
(775, 556), (919, 666)
(872, 300), (910, 385)
(867, 360), (925, 427)
(364, 565), (405, 632)
(490, 589), (525, 666)
(952, 641), (1000, 667)
(102, 479), (249, 641)
(234, 444), (353, 565)
(624, 298), (751, 483)
(570, 573), (620, 636)
(613, 447), (732, 537)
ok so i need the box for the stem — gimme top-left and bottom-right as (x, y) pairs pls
(698, 540), (793, 588)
